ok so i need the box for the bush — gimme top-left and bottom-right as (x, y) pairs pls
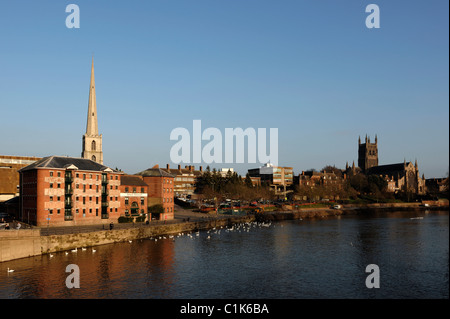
(118, 216), (134, 223)
(135, 215), (146, 222)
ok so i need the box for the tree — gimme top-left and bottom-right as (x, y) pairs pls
(245, 173), (253, 188)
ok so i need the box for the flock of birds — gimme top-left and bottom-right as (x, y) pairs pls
(148, 221), (274, 242)
(5, 221), (274, 274)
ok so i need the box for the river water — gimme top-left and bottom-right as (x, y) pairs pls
(0, 210), (448, 299)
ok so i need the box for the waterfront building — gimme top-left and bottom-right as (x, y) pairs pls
(161, 164), (204, 198)
(19, 156), (122, 226)
(248, 163), (293, 196)
(81, 57), (103, 164)
(119, 175), (148, 218)
(135, 165), (175, 221)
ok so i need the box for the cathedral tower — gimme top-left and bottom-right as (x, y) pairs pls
(82, 57), (103, 164)
(358, 134), (378, 172)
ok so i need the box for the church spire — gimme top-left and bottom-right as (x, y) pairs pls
(82, 56), (103, 164)
(86, 56), (98, 136)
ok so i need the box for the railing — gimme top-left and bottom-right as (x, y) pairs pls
(101, 213), (109, 219)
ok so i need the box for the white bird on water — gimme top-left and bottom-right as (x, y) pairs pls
(65, 251), (69, 255)
(129, 240), (133, 243)
(71, 248), (77, 253)
(50, 254), (54, 258)
(82, 247), (87, 251)
(92, 249), (96, 253)
(7, 268), (14, 273)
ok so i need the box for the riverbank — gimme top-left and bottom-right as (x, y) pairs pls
(0, 203), (448, 263)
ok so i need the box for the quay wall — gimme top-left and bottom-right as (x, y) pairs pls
(0, 215), (254, 262)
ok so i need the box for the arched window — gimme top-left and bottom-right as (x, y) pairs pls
(92, 155), (96, 162)
(91, 140), (96, 151)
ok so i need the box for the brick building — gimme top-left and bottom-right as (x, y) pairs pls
(135, 165), (175, 221)
(160, 164), (203, 197)
(119, 175), (148, 218)
(19, 156), (122, 226)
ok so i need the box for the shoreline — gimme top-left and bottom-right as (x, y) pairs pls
(0, 203), (448, 263)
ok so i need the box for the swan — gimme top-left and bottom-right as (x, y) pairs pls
(82, 247), (87, 251)
(92, 249), (96, 253)
(65, 251), (69, 255)
(7, 268), (14, 273)
(71, 248), (77, 253)
(129, 240), (132, 243)
(50, 254), (54, 258)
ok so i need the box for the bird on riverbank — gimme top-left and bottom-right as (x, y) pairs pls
(7, 268), (14, 273)
(50, 254), (54, 258)
(129, 240), (132, 243)
(82, 247), (87, 251)
(71, 248), (77, 253)
(92, 249), (96, 253)
(65, 251), (69, 255)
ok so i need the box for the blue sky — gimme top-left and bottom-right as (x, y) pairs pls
(0, 0), (448, 178)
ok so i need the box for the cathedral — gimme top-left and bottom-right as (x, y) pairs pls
(347, 135), (426, 194)
(81, 57), (103, 164)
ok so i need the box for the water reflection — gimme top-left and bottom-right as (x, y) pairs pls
(0, 210), (448, 299)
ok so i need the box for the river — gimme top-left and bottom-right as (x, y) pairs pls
(0, 209), (448, 299)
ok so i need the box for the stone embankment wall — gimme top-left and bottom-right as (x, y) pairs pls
(0, 216), (253, 262)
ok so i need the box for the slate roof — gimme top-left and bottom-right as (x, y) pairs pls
(367, 162), (411, 175)
(120, 175), (148, 186)
(135, 168), (175, 178)
(18, 155), (115, 172)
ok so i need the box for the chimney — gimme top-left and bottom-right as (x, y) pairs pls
(167, 164), (170, 169)
(200, 166), (203, 172)
(178, 164), (181, 170)
(190, 165), (194, 172)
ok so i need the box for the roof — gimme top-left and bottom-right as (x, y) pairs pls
(18, 155), (116, 173)
(367, 162), (411, 175)
(135, 168), (175, 178)
(120, 175), (148, 186)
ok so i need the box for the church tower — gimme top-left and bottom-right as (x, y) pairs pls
(82, 57), (103, 164)
(358, 134), (378, 172)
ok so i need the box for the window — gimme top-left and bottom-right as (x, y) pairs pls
(96, 197), (99, 204)
(89, 196), (92, 202)
(96, 208), (98, 216)
(125, 197), (129, 205)
(91, 140), (96, 151)
(76, 184), (79, 189)
(133, 187), (136, 193)
(50, 196), (53, 202)
(141, 187), (145, 193)
(49, 209), (53, 215)
(57, 172), (61, 177)
(90, 174), (92, 179)
(89, 209), (92, 214)
(115, 176), (118, 180)
(125, 187), (129, 192)
(76, 173), (79, 178)
(50, 183), (53, 188)
(89, 184), (92, 190)
(83, 197), (86, 204)
(57, 196), (60, 202)
(83, 209), (86, 216)
(57, 183), (61, 188)
(50, 172), (53, 177)
(83, 174), (86, 180)
(76, 209), (79, 214)
(96, 185), (99, 192)
(141, 198), (144, 205)
(83, 185), (86, 192)
(57, 209), (60, 215)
